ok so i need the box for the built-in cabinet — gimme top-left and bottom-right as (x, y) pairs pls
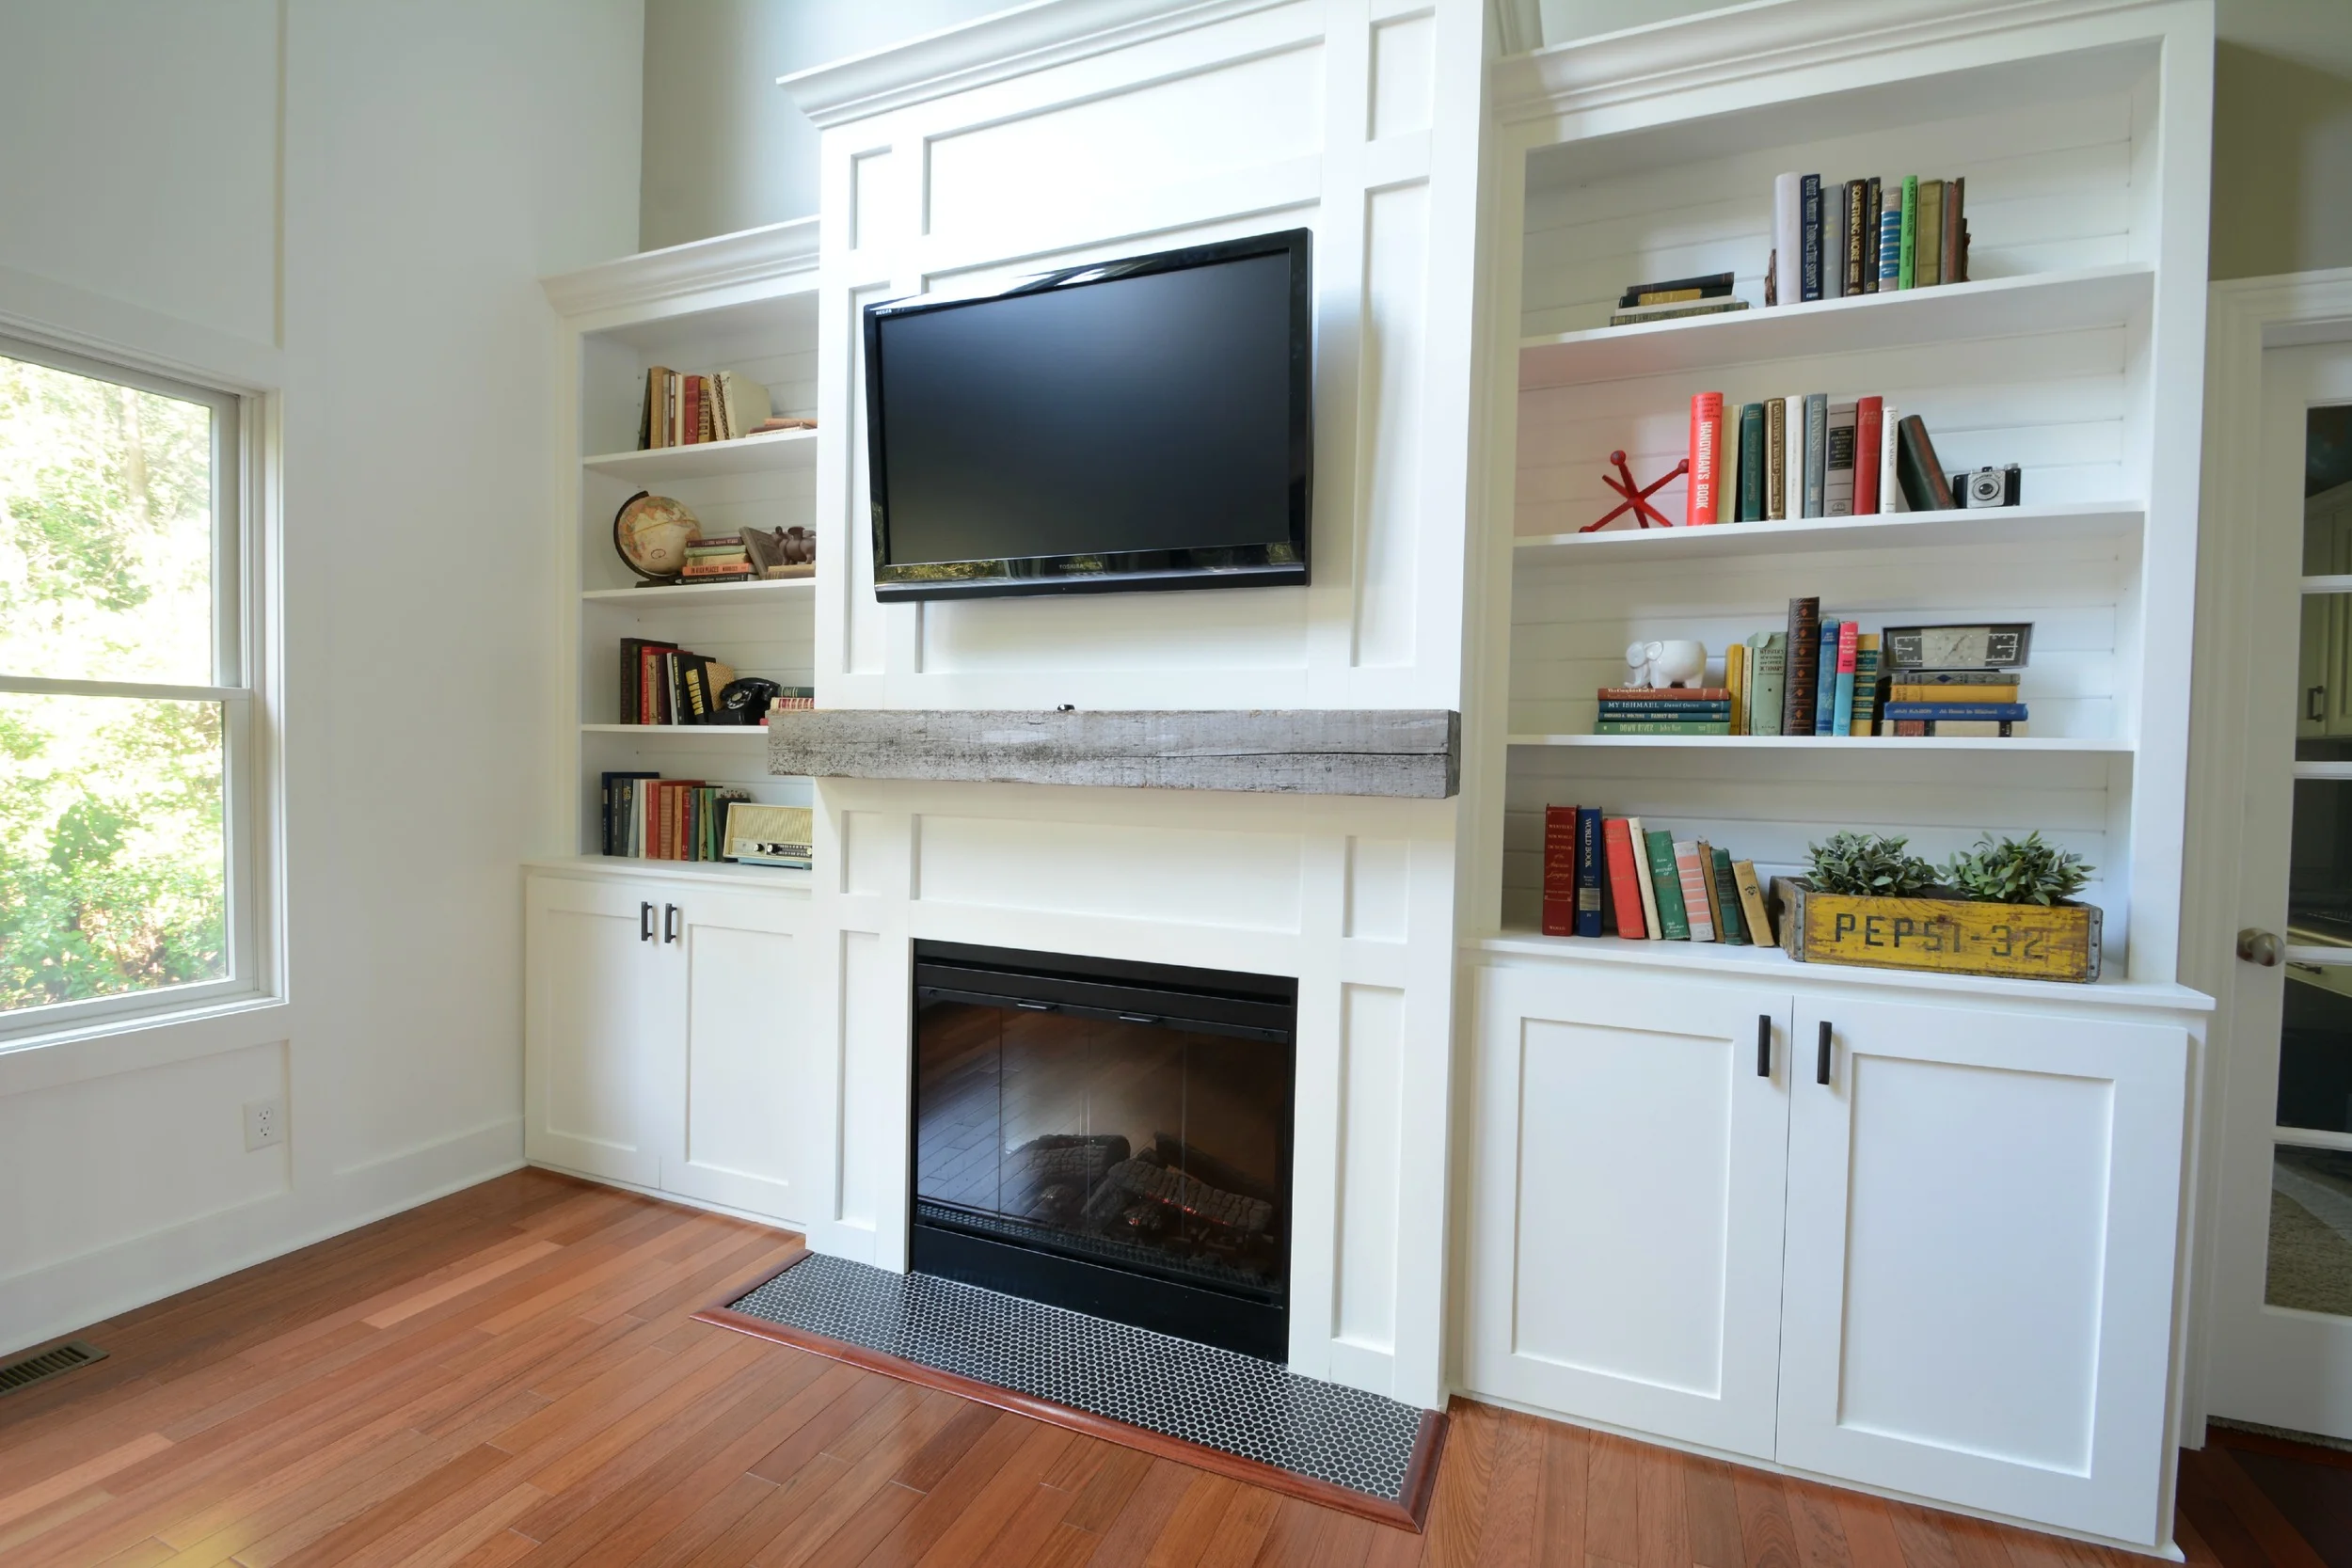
(523, 869), (810, 1225)
(1466, 958), (2193, 1544)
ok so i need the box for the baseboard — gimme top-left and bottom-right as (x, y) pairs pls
(521, 1159), (805, 1236)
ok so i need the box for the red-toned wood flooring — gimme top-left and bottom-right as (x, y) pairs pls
(0, 1168), (2341, 1568)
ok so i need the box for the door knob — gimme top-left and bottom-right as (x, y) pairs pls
(2237, 927), (2282, 967)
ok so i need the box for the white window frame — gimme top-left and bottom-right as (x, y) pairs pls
(0, 332), (274, 1046)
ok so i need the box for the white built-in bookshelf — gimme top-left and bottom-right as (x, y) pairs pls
(1473, 0), (2211, 992)
(538, 220), (824, 883)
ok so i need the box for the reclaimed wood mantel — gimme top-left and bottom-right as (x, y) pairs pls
(765, 709), (1460, 798)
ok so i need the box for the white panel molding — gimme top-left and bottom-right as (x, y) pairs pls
(0, 259), (281, 392)
(779, 0), (1308, 130)
(538, 218), (819, 319)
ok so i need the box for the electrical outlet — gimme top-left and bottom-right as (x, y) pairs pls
(244, 1097), (285, 1151)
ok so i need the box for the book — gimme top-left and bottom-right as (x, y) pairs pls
(1765, 397), (1788, 519)
(1844, 178), (1868, 296)
(1732, 860), (1775, 947)
(1626, 816), (1663, 939)
(1916, 180), (1945, 288)
(1645, 830), (1692, 939)
(1896, 415), (1958, 511)
(1608, 300), (1748, 326)
(1592, 720), (1734, 735)
(618, 637), (675, 723)
(1738, 402), (1765, 521)
(1747, 632), (1786, 736)
(1773, 173), (1803, 309)
(1783, 598), (1821, 736)
(1822, 182), (1845, 300)
(1598, 700), (1732, 716)
(1878, 186), (1902, 291)
(1674, 841), (1717, 942)
(1726, 641), (1747, 734)
(1883, 702), (2029, 721)
(1853, 397), (1883, 515)
(1803, 392), (1828, 517)
(1813, 620), (1840, 736)
(1860, 177), (1882, 292)
(1899, 176), (1919, 290)
(1710, 848), (1748, 944)
(1942, 177), (1964, 287)
(1721, 403), (1741, 522)
(600, 770), (658, 855)
(1800, 174), (1823, 302)
(1832, 621), (1859, 735)
(1595, 687), (1730, 701)
(1902, 719), (2026, 737)
(1576, 806), (1605, 937)
(1542, 805), (1578, 937)
(1889, 678), (2019, 699)
(1689, 393), (1724, 525)
(1824, 399), (1857, 515)
(1782, 395), (1804, 521)
(1850, 634), (1883, 736)
(1879, 401), (1905, 512)
(710, 371), (771, 440)
(1618, 273), (1735, 307)
(1602, 818), (1648, 938)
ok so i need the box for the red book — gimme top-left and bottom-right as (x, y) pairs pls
(687, 376), (705, 445)
(1601, 818), (1648, 939)
(1543, 806), (1579, 936)
(1687, 392), (1725, 525)
(1853, 397), (1883, 514)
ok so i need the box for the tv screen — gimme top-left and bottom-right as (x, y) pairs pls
(864, 229), (1311, 601)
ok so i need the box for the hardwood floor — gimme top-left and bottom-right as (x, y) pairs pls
(0, 1169), (2337, 1568)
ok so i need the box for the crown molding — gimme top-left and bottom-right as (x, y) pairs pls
(539, 218), (821, 320)
(1494, 0), (2169, 125)
(777, 0), (1297, 130)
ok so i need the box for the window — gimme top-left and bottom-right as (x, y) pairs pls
(0, 337), (260, 1037)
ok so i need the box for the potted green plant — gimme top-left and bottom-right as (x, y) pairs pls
(1772, 831), (2101, 982)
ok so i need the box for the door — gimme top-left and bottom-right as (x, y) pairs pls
(660, 887), (811, 1221)
(1779, 994), (2188, 1545)
(1463, 964), (1792, 1459)
(2210, 343), (2352, 1438)
(524, 876), (667, 1185)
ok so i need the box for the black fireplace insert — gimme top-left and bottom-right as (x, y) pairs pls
(910, 941), (1296, 1360)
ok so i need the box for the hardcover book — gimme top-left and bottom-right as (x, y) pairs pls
(1748, 632), (1787, 736)
(1766, 398), (1788, 520)
(1877, 189), (1902, 291)
(1726, 642), (1747, 734)
(1824, 399), (1858, 515)
(1576, 806), (1605, 937)
(1889, 680), (2019, 701)
(1883, 702), (2029, 722)
(1803, 392), (1828, 517)
(1738, 403), (1766, 521)
(1822, 182), (1846, 300)
(1602, 818), (1649, 938)
(1542, 805), (1578, 937)
(1813, 620), (1841, 736)
(1844, 178), (1868, 295)
(1710, 847), (1747, 944)
(1773, 173), (1803, 309)
(1895, 415), (1958, 511)
(1782, 395), (1804, 523)
(1850, 634), (1883, 736)
(1879, 402), (1905, 512)
(1916, 180), (1945, 287)
(1860, 177), (1883, 292)
(1732, 860), (1775, 947)
(1689, 392), (1725, 525)
(1800, 174), (1823, 302)
(1899, 176), (1920, 290)
(1853, 397), (1884, 515)
(1832, 620), (1859, 735)
(1782, 599), (1821, 736)
(1945, 177), (1967, 284)
(1645, 830), (1692, 939)
(1673, 841), (1717, 942)
(1626, 816), (1664, 939)
(1592, 720), (1733, 735)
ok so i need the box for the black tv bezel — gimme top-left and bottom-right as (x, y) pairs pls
(862, 228), (1313, 603)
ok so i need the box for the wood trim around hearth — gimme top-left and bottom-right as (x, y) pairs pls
(695, 1252), (1448, 1532)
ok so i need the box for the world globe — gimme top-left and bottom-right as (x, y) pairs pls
(613, 491), (702, 579)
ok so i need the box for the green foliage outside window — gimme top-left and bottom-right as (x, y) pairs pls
(0, 356), (228, 1012)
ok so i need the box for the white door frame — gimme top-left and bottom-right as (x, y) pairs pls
(2182, 267), (2352, 1440)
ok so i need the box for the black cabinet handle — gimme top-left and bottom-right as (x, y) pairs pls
(663, 903), (680, 943)
(1756, 1014), (1772, 1078)
(1817, 1021), (1834, 1085)
(639, 901), (654, 942)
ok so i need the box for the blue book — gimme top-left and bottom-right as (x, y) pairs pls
(1576, 806), (1604, 937)
(1814, 621), (1841, 735)
(1800, 174), (1823, 301)
(1883, 702), (2031, 721)
(1877, 198), (1902, 291)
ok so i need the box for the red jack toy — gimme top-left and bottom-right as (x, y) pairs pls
(1581, 451), (1688, 532)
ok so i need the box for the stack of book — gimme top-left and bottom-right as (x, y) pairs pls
(636, 369), (815, 450)
(1540, 805), (1777, 946)
(1769, 174), (1968, 307)
(617, 638), (738, 725)
(679, 535), (755, 583)
(1682, 392), (1972, 525)
(1610, 273), (1749, 328)
(1595, 685), (1732, 736)
(599, 772), (750, 861)
(1880, 623), (2033, 736)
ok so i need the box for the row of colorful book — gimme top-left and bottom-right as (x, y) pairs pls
(1684, 393), (1989, 525)
(635, 367), (814, 450)
(1769, 174), (1968, 308)
(1539, 806), (1779, 944)
(599, 773), (752, 862)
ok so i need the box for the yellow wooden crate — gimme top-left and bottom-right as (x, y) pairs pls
(1770, 879), (2101, 983)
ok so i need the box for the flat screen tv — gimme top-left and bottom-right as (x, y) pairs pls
(863, 229), (1311, 602)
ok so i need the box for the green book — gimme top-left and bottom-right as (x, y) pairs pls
(1645, 830), (1692, 939)
(1710, 847), (1747, 943)
(1899, 175), (1919, 291)
(1738, 403), (1766, 521)
(1593, 720), (1734, 735)
(1747, 632), (1786, 736)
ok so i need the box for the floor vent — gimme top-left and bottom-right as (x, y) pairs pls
(0, 1339), (106, 1396)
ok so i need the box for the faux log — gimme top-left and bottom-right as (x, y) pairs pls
(765, 709), (1459, 798)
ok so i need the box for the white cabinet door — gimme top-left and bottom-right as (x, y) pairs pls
(525, 877), (668, 1186)
(1465, 964), (1793, 1459)
(657, 888), (811, 1222)
(1779, 994), (2188, 1545)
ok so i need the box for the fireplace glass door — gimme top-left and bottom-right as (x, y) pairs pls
(911, 943), (1295, 1358)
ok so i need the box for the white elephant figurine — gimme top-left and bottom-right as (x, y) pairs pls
(1626, 639), (1708, 689)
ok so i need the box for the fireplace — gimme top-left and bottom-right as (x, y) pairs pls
(910, 941), (1295, 1360)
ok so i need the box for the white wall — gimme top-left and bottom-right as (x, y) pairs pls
(0, 0), (643, 1357)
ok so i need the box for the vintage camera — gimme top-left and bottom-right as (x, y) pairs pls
(1953, 465), (2022, 508)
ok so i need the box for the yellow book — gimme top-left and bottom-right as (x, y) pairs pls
(1726, 642), (1747, 735)
(1889, 681), (2017, 703)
